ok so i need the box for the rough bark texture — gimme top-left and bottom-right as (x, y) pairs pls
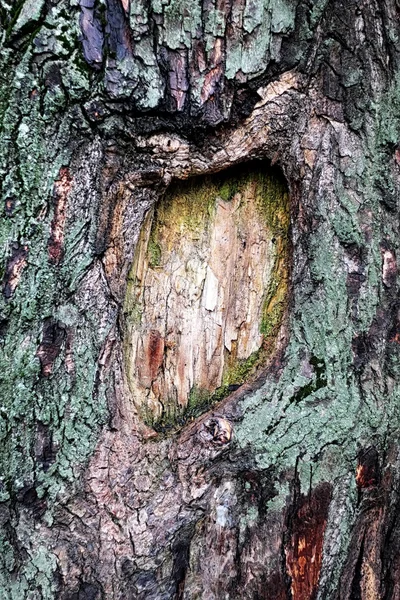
(1, 0), (400, 599)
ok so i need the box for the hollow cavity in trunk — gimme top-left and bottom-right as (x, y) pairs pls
(124, 163), (290, 428)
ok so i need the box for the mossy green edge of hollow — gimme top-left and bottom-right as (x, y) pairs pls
(152, 350), (263, 434)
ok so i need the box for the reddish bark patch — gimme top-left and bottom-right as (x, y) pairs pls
(2, 243), (29, 299)
(137, 330), (165, 388)
(286, 483), (332, 600)
(356, 447), (379, 489)
(201, 65), (223, 104)
(36, 318), (67, 377)
(388, 307), (400, 343)
(48, 167), (73, 265)
(147, 330), (165, 382)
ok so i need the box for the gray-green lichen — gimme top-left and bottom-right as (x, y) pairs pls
(0, 5), (112, 594)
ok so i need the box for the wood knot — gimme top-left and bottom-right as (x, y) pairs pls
(204, 418), (232, 446)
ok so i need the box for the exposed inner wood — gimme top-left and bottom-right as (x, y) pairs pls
(124, 165), (289, 426)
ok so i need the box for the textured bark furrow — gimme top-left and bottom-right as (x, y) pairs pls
(74, 0), (301, 120)
(48, 166), (73, 265)
(356, 447), (379, 490)
(335, 445), (400, 600)
(36, 318), (67, 377)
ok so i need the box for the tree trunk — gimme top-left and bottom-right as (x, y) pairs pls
(1, 1), (400, 598)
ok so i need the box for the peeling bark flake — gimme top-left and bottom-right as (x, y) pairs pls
(2, 244), (29, 299)
(120, 0), (129, 14)
(203, 417), (232, 446)
(79, 0), (104, 68)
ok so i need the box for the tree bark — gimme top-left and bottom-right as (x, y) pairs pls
(1, 0), (400, 598)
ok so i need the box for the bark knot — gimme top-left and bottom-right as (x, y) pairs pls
(203, 417), (232, 446)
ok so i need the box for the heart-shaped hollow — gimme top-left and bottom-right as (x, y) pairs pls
(123, 162), (290, 431)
